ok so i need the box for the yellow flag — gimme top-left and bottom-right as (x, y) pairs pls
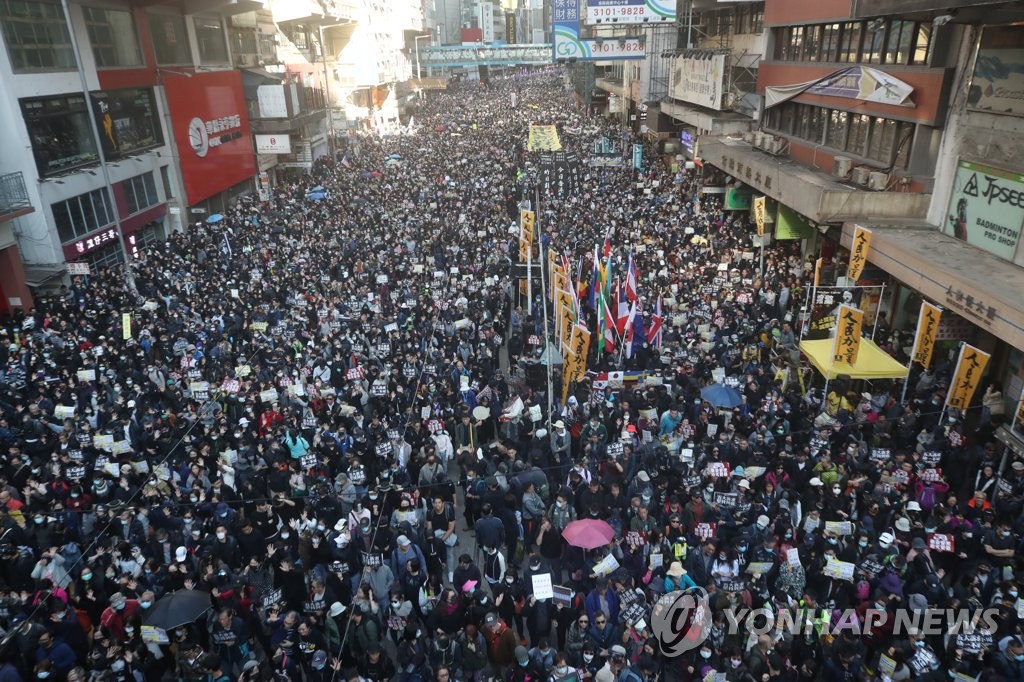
(571, 324), (591, 382)
(831, 305), (864, 366)
(122, 313), (132, 340)
(558, 299), (574, 352)
(847, 226), (872, 282)
(753, 196), (766, 237)
(912, 302), (942, 368)
(562, 326), (580, 405)
(946, 344), (990, 411)
(553, 266), (567, 306)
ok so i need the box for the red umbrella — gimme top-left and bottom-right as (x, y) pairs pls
(562, 519), (615, 549)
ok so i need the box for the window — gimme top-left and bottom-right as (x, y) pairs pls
(0, 0), (76, 71)
(122, 172), (159, 214)
(863, 21), (886, 64)
(91, 87), (162, 159)
(789, 26), (804, 61)
(826, 109), (849, 149)
(82, 6), (142, 67)
(193, 15), (228, 63)
(774, 27), (790, 60)
(808, 107), (826, 143)
(839, 22), (863, 63)
(22, 95), (98, 177)
(846, 114), (870, 156)
(148, 12), (191, 65)
(893, 122), (913, 169)
(52, 188), (114, 243)
(912, 23), (931, 65)
(885, 20), (914, 65)
(230, 28), (257, 55)
(803, 25), (821, 61)
(259, 33), (276, 61)
(821, 23), (841, 62)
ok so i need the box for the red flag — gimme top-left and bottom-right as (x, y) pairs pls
(615, 281), (630, 335)
(647, 295), (664, 348)
(625, 249), (638, 303)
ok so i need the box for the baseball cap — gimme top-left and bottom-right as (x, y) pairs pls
(484, 612), (499, 628)
(515, 646), (529, 665)
(610, 645), (627, 659)
(175, 546), (187, 562)
(330, 602), (346, 617)
(312, 650), (328, 669)
(397, 534), (411, 546)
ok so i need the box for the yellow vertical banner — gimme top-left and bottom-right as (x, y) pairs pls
(558, 299), (574, 352)
(814, 258), (823, 288)
(912, 302), (942, 368)
(553, 265), (567, 306)
(519, 210), (535, 262)
(753, 196), (766, 237)
(122, 313), (132, 340)
(831, 305), (864, 366)
(571, 324), (591, 382)
(847, 226), (872, 282)
(548, 250), (559, 301)
(562, 325), (579, 405)
(946, 344), (990, 411)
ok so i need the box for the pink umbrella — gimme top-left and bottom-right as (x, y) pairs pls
(561, 519), (615, 549)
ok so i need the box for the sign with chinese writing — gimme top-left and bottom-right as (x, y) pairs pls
(946, 344), (991, 411)
(584, 0), (676, 25)
(669, 54), (726, 110)
(831, 304), (864, 365)
(553, 1), (645, 63)
(945, 159), (1024, 261)
(927, 533), (955, 552)
(519, 210), (535, 261)
(694, 522), (716, 540)
(968, 25), (1024, 118)
(67, 262), (91, 276)
(254, 134), (291, 154)
(913, 301), (942, 368)
(847, 226), (872, 281)
(753, 196), (766, 236)
(527, 125), (562, 152)
(823, 558), (855, 581)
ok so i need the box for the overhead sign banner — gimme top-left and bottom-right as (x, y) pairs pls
(724, 187), (751, 211)
(752, 196), (766, 236)
(832, 305), (864, 366)
(968, 25), (1024, 118)
(584, 0), (676, 24)
(847, 226), (872, 281)
(528, 124), (562, 151)
(765, 66), (914, 108)
(775, 205), (814, 240)
(912, 302), (942, 368)
(164, 71), (256, 205)
(553, 0), (645, 62)
(669, 54), (726, 110)
(945, 159), (1024, 261)
(946, 344), (991, 411)
(254, 134), (291, 154)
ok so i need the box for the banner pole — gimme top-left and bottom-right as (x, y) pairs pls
(871, 283), (885, 341)
(536, 184), (554, 421)
(899, 303), (926, 405)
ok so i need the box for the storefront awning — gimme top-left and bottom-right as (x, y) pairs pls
(801, 338), (909, 380)
(840, 224), (1024, 352)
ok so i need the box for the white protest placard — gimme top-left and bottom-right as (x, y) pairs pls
(824, 521), (855, 536)
(421, 406), (432, 420)
(593, 554), (620, 577)
(76, 369), (97, 382)
(823, 558), (855, 582)
(259, 389), (279, 403)
(531, 573), (554, 600)
(54, 405), (76, 419)
(787, 548), (801, 567)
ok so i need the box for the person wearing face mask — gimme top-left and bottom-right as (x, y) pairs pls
(99, 592), (139, 640)
(33, 630), (77, 678)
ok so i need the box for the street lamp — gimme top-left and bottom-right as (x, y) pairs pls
(414, 33), (433, 81)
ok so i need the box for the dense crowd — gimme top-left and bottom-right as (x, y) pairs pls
(0, 69), (1021, 682)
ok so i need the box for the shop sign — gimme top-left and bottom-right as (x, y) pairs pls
(945, 160), (1024, 261)
(968, 26), (1024, 118)
(68, 227), (119, 257)
(717, 153), (772, 190)
(934, 312), (975, 342)
(944, 286), (997, 327)
(669, 54), (726, 110)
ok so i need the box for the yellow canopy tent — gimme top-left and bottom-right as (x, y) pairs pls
(800, 338), (909, 380)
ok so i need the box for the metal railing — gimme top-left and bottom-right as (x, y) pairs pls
(0, 172), (31, 218)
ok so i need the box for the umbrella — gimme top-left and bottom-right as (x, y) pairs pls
(385, 158), (402, 167)
(206, 214), (224, 224)
(310, 185), (324, 192)
(388, 154), (402, 159)
(370, 171), (383, 178)
(306, 192), (326, 201)
(143, 589), (212, 630)
(562, 519), (615, 549)
(700, 383), (743, 408)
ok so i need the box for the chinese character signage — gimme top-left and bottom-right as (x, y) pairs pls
(528, 124), (562, 151)
(519, 210), (535, 261)
(831, 304), (864, 366)
(632, 143), (643, 170)
(847, 226), (872, 281)
(553, 0), (645, 62)
(912, 301), (942, 368)
(945, 159), (1024, 261)
(163, 71), (256, 205)
(753, 196), (766, 236)
(669, 54), (726, 110)
(946, 344), (991, 411)
(968, 25), (1024, 118)
(584, 0), (676, 25)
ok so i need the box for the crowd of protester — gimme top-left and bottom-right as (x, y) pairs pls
(0, 69), (1021, 682)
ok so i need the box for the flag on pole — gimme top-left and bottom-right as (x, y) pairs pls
(340, 155), (351, 168)
(647, 295), (664, 348)
(630, 306), (647, 357)
(221, 234), (232, 259)
(602, 232), (612, 259)
(614, 281), (630, 335)
(625, 249), (638, 303)
(588, 245), (600, 311)
(598, 291), (615, 354)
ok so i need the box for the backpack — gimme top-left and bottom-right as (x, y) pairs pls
(918, 485), (937, 511)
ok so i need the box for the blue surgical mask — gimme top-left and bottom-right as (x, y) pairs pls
(915, 640), (925, 648)
(140, 600), (152, 609)
(859, 540), (868, 548)
(700, 650), (711, 659)
(1017, 654), (1024, 662)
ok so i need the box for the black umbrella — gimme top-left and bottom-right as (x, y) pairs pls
(143, 589), (212, 630)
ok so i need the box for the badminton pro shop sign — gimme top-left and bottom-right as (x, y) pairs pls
(164, 71), (257, 205)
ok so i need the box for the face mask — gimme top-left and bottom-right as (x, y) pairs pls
(556, 501), (565, 508)
(731, 659), (741, 668)
(1017, 654), (1024, 662)
(832, 488), (841, 495)
(82, 573), (92, 581)
(859, 540), (868, 548)
(1010, 590), (1019, 599)
(369, 494), (378, 500)
(281, 532), (290, 540)
(583, 654), (594, 663)
(556, 666), (569, 675)
(126, 627), (135, 635)
(140, 600), (152, 609)
(37, 673), (50, 680)
(1004, 531), (1012, 538)
(828, 538), (838, 545)
(700, 651), (711, 659)
(875, 602), (885, 611)
(71, 493), (79, 499)
(116, 603), (125, 611)
(506, 577), (514, 584)
(915, 640), (925, 648)
(190, 497), (198, 503)
(317, 525), (325, 532)
(718, 554), (726, 561)
(34, 517), (43, 525)
(785, 532), (792, 539)
(738, 545), (747, 553)
(392, 600), (401, 608)
(216, 532), (226, 540)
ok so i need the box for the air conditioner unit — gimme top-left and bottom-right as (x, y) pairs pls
(743, 131), (756, 145)
(868, 171), (890, 191)
(752, 132), (765, 148)
(832, 156), (853, 179)
(768, 136), (787, 155)
(851, 167), (871, 186)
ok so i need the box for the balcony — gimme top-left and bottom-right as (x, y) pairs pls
(0, 172), (33, 223)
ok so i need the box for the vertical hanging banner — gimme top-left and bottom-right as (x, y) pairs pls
(519, 210), (535, 261)
(946, 344), (990, 411)
(813, 258), (823, 288)
(562, 325), (580, 405)
(753, 196), (766, 236)
(632, 144), (643, 170)
(557, 291), (575, 351)
(912, 302), (942, 368)
(847, 226), (873, 282)
(831, 305), (864, 365)
(122, 313), (132, 340)
(572, 324), (591, 382)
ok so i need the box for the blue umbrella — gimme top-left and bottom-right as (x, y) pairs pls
(310, 185), (325, 192)
(206, 213), (224, 224)
(388, 154), (402, 159)
(306, 192), (326, 201)
(700, 383), (743, 408)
